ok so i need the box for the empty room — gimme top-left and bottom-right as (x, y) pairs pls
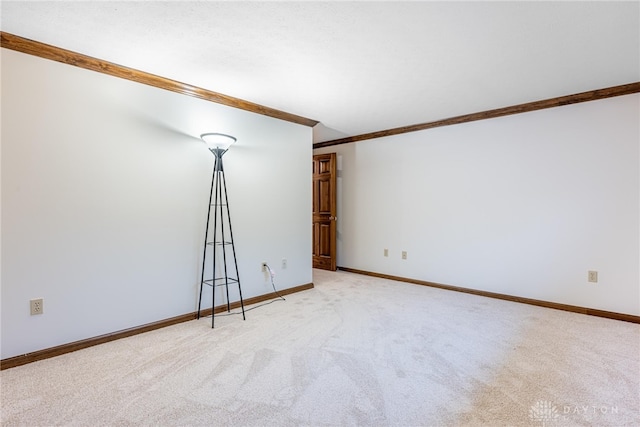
(1, 1), (639, 426)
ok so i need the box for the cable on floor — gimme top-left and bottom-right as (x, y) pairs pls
(208, 262), (285, 318)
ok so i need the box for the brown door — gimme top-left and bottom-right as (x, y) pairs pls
(312, 153), (337, 270)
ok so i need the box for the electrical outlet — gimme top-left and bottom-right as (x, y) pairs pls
(30, 298), (43, 315)
(402, 251), (407, 260)
(588, 270), (598, 283)
(281, 258), (287, 269)
(384, 248), (389, 257)
(261, 262), (268, 272)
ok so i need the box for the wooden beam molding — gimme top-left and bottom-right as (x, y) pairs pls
(0, 31), (318, 128)
(314, 82), (640, 148)
(5, 31), (635, 146)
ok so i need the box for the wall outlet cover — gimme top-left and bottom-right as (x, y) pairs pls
(30, 298), (43, 315)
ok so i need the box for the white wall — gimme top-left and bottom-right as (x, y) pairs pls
(315, 94), (639, 316)
(1, 49), (312, 359)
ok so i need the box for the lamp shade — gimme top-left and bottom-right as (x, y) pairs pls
(200, 133), (237, 150)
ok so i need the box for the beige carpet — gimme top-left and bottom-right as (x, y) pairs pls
(1, 269), (639, 426)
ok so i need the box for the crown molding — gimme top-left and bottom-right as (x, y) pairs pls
(1, 32), (318, 128)
(314, 82), (640, 148)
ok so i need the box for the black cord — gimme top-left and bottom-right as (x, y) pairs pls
(208, 262), (285, 319)
(264, 262), (286, 302)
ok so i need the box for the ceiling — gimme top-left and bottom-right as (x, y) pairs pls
(1, 1), (639, 143)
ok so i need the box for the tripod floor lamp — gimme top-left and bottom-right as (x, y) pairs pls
(197, 133), (246, 328)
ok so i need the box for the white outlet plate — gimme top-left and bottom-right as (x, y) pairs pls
(588, 271), (598, 283)
(281, 258), (287, 269)
(384, 249), (389, 257)
(402, 251), (407, 260)
(30, 298), (43, 315)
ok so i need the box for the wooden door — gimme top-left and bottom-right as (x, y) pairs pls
(312, 153), (337, 270)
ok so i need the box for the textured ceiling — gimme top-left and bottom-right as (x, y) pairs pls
(2, 1), (639, 143)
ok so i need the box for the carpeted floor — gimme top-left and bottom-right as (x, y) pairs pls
(1, 269), (639, 426)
